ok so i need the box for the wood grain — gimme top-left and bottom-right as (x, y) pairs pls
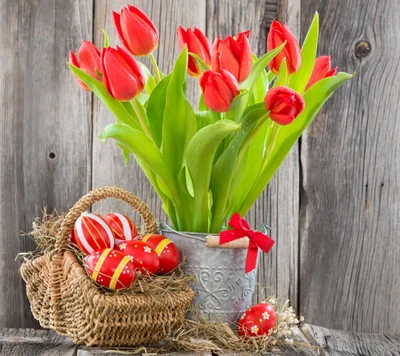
(306, 324), (400, 356)
(300, 0), (400, 333)
(0, 0), (93, 328)
(0, 329), (76, 356)
(91, 0), (206, 226)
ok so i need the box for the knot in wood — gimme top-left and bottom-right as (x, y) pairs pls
(355, 40), (371, 58)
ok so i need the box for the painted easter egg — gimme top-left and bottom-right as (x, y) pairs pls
(73, 213), (115, 254)
(116, 240), (159, 275)
(141, 234), (180, 274)
(84, 248), (136, 290)
(103, 213), (137, 244)
(238, 303), (277, 337)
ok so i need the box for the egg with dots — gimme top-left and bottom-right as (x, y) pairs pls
(103, 213), (137, 244)
(116, 240), (159, 275)
(85, 248), (136, 290)
(73, 212), (115, 254)
(141, 234), (180, 274)
(238, 303), (277, 337)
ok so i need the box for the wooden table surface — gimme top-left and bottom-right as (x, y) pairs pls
(1, 325), (399, 356)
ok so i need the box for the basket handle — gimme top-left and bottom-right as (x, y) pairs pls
(54, 186), (158, 251)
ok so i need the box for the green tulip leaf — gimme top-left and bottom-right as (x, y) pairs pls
(98, 123), (180, 206)
(226, 90), (249, 123)
(101, 29), (110, 48)
(273, 58), (288, 87)
(146, 74), (172, 148)
(185, 120), (240, 232)
(241, 42), (286, 92)
(209, 104), (267, 232)
(288, 12), (319, 93)
(195, 110), (218, 131)
(239, 71), (354, 215)
(248, 54), (269, 105)
(138, 61), (157, 93)
(162, 47), (197, 177)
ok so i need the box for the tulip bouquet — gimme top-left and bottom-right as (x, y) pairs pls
(68, 5), (352, 233)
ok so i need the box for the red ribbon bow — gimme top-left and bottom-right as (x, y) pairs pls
(219, 213), (275, 273)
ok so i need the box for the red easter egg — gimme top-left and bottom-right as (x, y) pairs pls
(116, 240), (159, 275)
(74, 213), (115, 254)
(238, 303), (277, 337)
(104, 213), (138, 244)
(141, 234), (180, 274)
(85, 248), (136, 290)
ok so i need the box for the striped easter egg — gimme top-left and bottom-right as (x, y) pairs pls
(104, 213), (137, 244)
(141, 234), (180, 274)
(73, 213), (115, 254)
(85, 248), (136, 290)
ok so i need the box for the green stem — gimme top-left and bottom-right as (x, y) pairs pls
(131, 99), (153, 142)
(233, 113), (269, 174)
(149, 53), (161, 83)
(261, 121), (280, 171)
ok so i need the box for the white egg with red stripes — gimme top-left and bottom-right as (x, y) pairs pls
(141, 234), (180, 274)
(73, 212), (115, 254)
(104, 213), (137, 244)
(84, 248), (136, 290)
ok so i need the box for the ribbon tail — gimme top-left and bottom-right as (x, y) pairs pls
(245, 241), (259, 273)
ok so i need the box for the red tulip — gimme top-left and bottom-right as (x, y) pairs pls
(69, 40), (101, 91)
(100, 46), (145, 101)
(200, 70), (240, 112)
(267, 20), (301, 75)
(211, 30), (252, 83)
(264, 86), (305, 125)
(113, 5), (159, 56)
(177, 26), (211, 77)
(305, 56), (337, 91)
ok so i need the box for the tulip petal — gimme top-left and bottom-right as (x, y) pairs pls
(211, 36), (221, 72)
(78, 40), (101, 80)
(112, 11), (131, 52)
(193, 27), (211, 64)
(101, 47), (144, 101)
(218, 40), (240, 80)
(204, 83), (230, 112)
(69, 50), (91, 91)
(267, 20), (301, 75)
(118, 6), (159, 56)
(237, 32), (252, 82)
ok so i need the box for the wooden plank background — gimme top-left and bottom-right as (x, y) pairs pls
(0, 0), (398, 334)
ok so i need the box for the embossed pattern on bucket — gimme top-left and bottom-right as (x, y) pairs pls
(160, 226), (258, 323)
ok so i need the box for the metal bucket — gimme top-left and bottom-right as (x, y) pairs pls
(159, 224), (258, 324)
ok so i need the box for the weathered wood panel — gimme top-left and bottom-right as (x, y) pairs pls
(300, 0), (400, 333)
(0, 0), (93, 328)
(0, 329), (77, 356)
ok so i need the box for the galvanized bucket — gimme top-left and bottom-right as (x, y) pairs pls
(159, 224), (258, 324)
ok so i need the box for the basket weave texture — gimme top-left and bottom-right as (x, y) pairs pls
(20, 187), (194, 347)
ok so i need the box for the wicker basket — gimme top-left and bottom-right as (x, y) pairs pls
(20, 187), (194, 347)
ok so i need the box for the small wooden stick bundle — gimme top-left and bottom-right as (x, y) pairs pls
(206, 235), (249, 249)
